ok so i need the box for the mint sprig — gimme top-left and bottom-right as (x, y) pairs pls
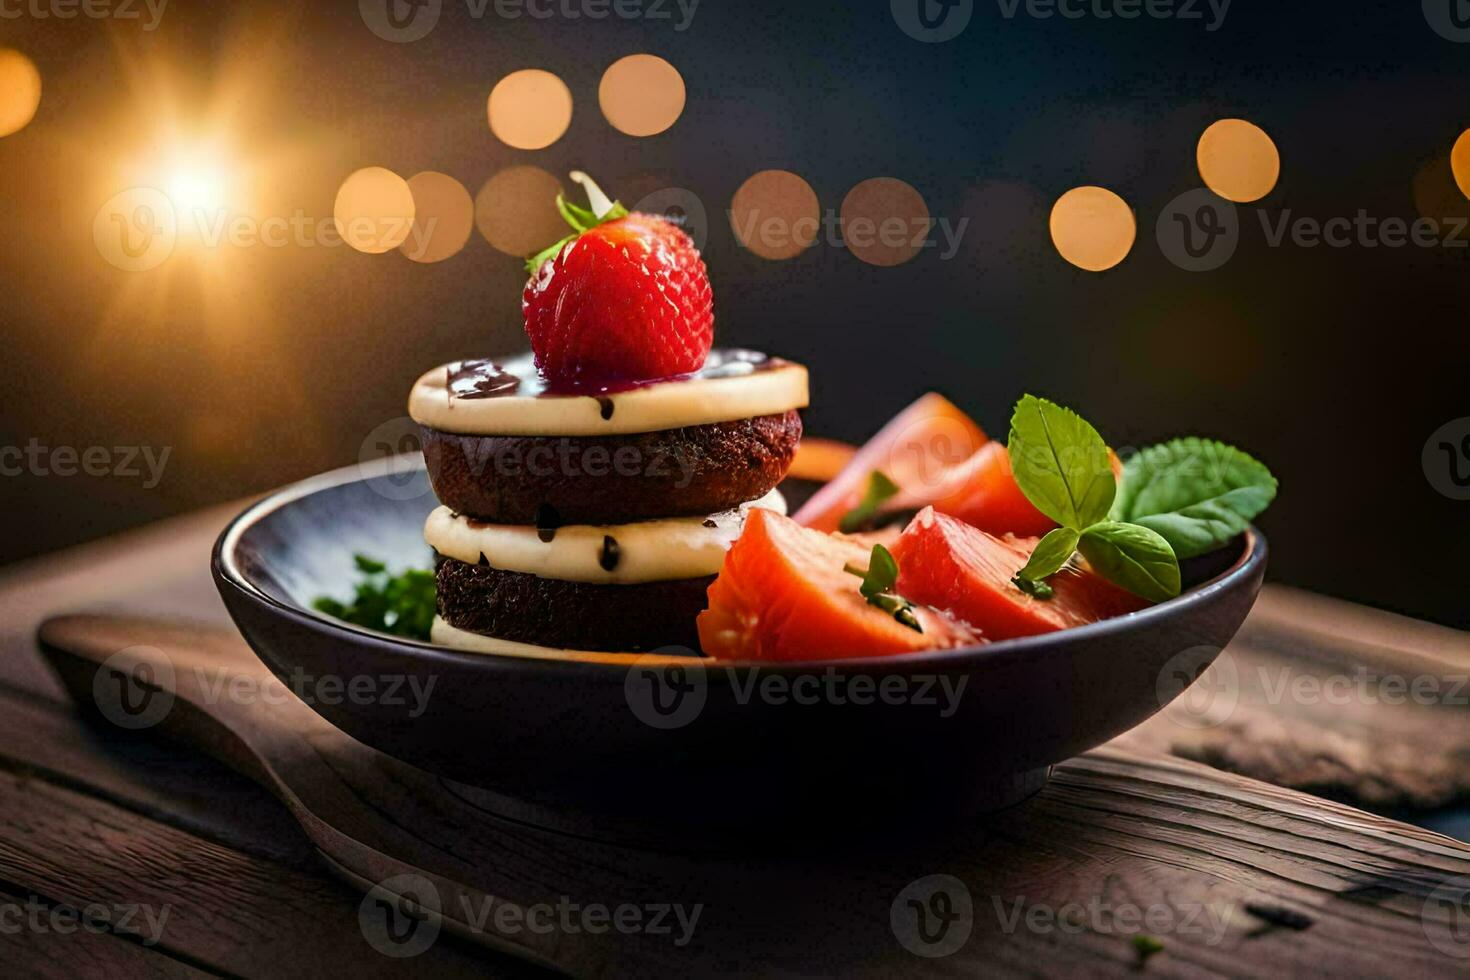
(839, 470), (901, 533)
(844, 544), (923, 633)
(1008, 395), (1180, 603)
(524, 171), (631, 276)
(1007, 396), (1275, 603)
(1111, 437), (1277, 558)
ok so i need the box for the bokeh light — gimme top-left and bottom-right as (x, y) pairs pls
(729, 170), (820, 260)
(334, 167), (415, 255)
(599, 54), (686, 137)
(1049, 186), (1136, 272)
(488, 69), (573, 150)
(1452, 129), (1470, 201)
(840, 177), (929, 267)
(401, 171), (473, 264)
(1197, 118), (1280, 203)
(0, 49), (42, 138)
(475, 165), (566, 258)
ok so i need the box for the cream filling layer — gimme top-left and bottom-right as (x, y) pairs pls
(425, 488), (786, 584)
(408, 360), (809, 436)
(430, 616), (609, 658)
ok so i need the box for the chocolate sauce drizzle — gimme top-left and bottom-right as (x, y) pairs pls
(599, 535), (621, 572)
(534, 503), (562, 543)
(444, 349), (786, 406)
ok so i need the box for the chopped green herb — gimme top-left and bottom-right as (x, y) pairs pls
(839, 470), (902, 533)
(1131, 934), (1165, 966)
(314, 554), (435, 641)
(844, 543), (923, 633)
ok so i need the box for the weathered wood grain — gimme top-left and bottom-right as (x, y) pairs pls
(35, 613), (1470, 978)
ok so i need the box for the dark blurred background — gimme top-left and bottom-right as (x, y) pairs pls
(1, 0), (1466, 626)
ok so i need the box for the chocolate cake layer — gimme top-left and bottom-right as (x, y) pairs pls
(435, 556), (713, 652)
(420, 409), (801, 525)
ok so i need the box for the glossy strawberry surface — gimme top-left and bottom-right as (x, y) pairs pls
(522, 213), (714, 388)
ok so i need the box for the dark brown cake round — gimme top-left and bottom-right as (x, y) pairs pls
(420, 410), (801, 525)
(435, 556), (713, 652)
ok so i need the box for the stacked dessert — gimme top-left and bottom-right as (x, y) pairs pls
(409, 174), (809, 655)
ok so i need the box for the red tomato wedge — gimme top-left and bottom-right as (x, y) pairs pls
(918, 441), (1056, 537)
(793, 393), (989, 533)
(890, 508), (1149, 641)
(698, 509), (981, 661)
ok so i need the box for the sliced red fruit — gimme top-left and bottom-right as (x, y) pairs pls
(898, 444), (1122, 538)
(697, 509), (980, 661)
(927, 442), (1056, 537)
(890, 508), (1149, 641)
(792, 393), (988, 533)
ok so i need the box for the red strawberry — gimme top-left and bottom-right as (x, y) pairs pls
(522, 174), (713, 388)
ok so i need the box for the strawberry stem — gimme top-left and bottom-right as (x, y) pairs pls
(524, 172), (631, 276)
(570, 171), (616, 219)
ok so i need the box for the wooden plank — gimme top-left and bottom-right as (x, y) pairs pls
(1121, 588), (1470, 811)
(0, 766), (540, 978)
(31, 613), (1470, 977)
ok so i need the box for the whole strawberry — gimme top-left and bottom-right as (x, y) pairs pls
(522, 173), (714, 388)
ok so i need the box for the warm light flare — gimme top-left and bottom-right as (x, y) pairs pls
(1049, 186), (1136, 272)
(1197, 118), (1280, 203)
(0, 48), (42, 138)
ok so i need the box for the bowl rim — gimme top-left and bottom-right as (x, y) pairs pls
(213, 453), (1268, 676)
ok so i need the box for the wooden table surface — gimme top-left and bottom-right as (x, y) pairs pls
(2, 501), (1469, 977)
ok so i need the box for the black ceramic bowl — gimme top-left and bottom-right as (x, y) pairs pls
(214, 455), (1267, 833)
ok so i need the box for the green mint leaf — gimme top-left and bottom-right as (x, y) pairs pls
(1112, 438), (1277, 558)
(1008, 394), (1116, 529)
(1131, 935), (1165, 965)
(354, 554), (386, 574)
(1015, 526), (1080, 585)
(1077, 522), (1181, 603)
(839, 470), (902, 533)
(1012, 576), (1055, 600)
(843, 545), (922, 633)
(843, 543), (900, 598)
(316, 556), (435, 641)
